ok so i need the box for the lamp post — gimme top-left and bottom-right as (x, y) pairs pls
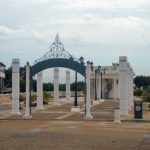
(100, 67), (105, 99)
(94, 66), (101, 100)
(74, 71), (78, 107)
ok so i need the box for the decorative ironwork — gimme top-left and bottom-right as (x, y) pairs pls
(34, 33), (84, 65)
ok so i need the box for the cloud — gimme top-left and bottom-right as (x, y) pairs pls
(0, 26), (14, 34)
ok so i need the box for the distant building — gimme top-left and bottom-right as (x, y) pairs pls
(0, 62), (6, 94)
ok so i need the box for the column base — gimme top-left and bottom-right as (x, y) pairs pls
(71, 106), (80, 112)
(84, 114), (93, 120)
(100, 99), (105, 102)
(23, 114), (32, 119)
(93, 100), (99, 105)
(114, 110), (121, 123)
(114, 120), (121, 123)
(36, 107), (44, 110)
(11, 111), (21, 116)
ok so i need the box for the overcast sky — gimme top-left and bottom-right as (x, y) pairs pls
(0, 0), (150, 82)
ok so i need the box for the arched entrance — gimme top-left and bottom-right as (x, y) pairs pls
(11, 34), (93, 120)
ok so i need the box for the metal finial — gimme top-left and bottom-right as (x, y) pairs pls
(55, 33), (60, 45)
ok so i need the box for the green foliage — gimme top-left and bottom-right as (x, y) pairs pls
(19, 94), (25, 102)
(5, 67), (12, 88)
(134, 76), (150, 88)
(31, 93), (37, 101)
(142, 86), (150, 102)
(134, 88), (143, 97)
(71, 81), (85, 91)
(43, 82), (53, 91)
(43, 92), (51, 105)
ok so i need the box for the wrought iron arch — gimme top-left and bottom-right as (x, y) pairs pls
(30, 58), (86, 77)
(29, 34), (87, 116)
(30, 33), (86, 77)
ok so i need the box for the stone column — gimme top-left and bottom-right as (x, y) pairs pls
(130, 70), (134, 106)
(85, 62), (93, 120)
(66, 70), (70, 103)
(36, 71), (43, 109)
(24, 62), (32, 118)
(113, 78), (117, 99)
(54, 68), (59, 105)
(119, 56), (129, 114)
(129, 68), (134, 107)
(11, 58), (21, 115)
(97, 79), (101, 100)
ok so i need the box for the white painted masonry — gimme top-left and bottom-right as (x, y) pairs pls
(11, 58), (21, 115)
(54, 68), (59, 105)
(24, 62), (32, 118)
(37, 71), (44, 109)
(85, 62), (93, 120)
(66, 70), (70, 103)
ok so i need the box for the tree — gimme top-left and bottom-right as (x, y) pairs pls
(134, 88), (143, 97)
(134, 76), (150, 88)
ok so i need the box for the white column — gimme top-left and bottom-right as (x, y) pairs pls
(97, 79), (100, 100)
(66, 70), (70, 103)
(129, 68), (134, 107)
(131, 70), (134, 106)
(113, 78), (117, 99)
(119, 56), (129, 114)
(85, 62), (93, 120)
(37, 71), (43, 109)
(54, 68), (59, 105)
(24, 62), (32, 118)
(11, 58), (21, 115)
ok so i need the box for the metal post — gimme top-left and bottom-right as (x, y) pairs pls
(95, 70), (97, 100)
(74, 71), (78, 106)
(101, 72), (103, 99)
(84, 77), (86, 116)
(29, 75), (32, 116)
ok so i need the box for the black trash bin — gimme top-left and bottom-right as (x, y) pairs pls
(134, 101), (143, 119)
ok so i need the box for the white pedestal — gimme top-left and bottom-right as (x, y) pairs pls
(23, 115), (32, 119)
(93, 100), (99, 105)
(114, 110), (121, 123)
(84, 114), (93, 120)
(71, 106), (80, 112)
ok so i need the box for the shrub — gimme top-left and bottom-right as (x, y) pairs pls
(142, 92), (150, 102)
(43, 92), (51, 105)
(134, 88), (143, 97)
(19, 94), (25, 102)
(31, 93), (37, 101)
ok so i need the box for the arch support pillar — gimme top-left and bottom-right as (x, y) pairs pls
(11, 58), (21, 115)
(54, 68), (59, 105)
(119, 56), (129, 115)
(66, 70), (70, 103)
(24, 62), (32, 118)
(37, 71), (43, 110)
(84, 62), (93, 120)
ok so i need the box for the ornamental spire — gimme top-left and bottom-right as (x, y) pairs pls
(55, 32), (60, 45)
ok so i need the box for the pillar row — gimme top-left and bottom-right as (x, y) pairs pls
(85, 62), (93, 120)
(24, 62), (31, 118)
(119, 56), (129, 114)
(54, 68), (59, 105)
(11, 58), (21, 115)
(37, 71), (43, 109)
(113, 78), (117, 99)
(66, 70), (70, 103)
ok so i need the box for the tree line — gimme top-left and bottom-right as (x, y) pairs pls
(4, 67), (85, 92)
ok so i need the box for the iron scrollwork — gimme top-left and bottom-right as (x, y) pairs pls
(34, 33), (84, 65)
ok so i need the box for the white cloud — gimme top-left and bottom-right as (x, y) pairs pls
(0, 26), (14, 34)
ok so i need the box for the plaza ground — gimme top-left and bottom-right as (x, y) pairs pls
(0, 95), (150, 150)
